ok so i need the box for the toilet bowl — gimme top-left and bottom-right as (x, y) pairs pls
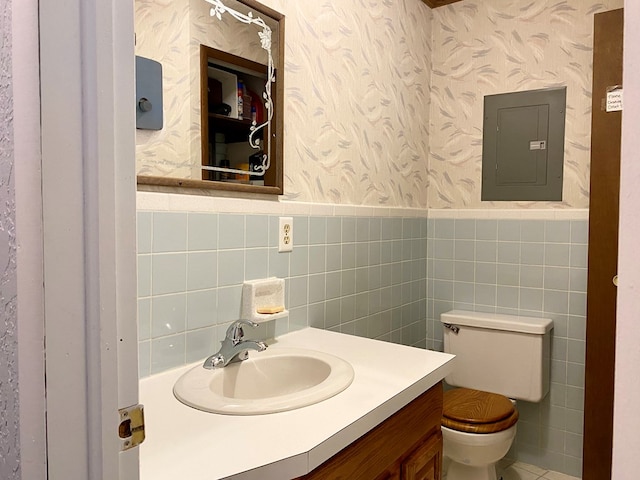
(439, 310), (553, 480)
(442, 388), (518, 480)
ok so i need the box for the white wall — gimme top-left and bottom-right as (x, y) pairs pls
(0, 0), (46, 478)
(612, 1), (640, 477)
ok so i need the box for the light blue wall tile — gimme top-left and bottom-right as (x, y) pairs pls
(268, 248), (289, 278)
(454, 261), (474, 283)
(434, 239), (454, 260)
(327, 217), (342, 244)
(138, 298), (151, 341)
(355, 267), (369, 293)
(433, 280), (454, 301)
(355, 293), (369, 319)
(342, 217), (356, 242)
(218, 214), (245, 249)
(308, 274), (326, 304)
(325, 299), (341, 329)
(138, 340), (151, 378)
(520, 265), (543, 288)
(454, 282), (474, 303)
(497, 263), (520, 286)
(152, 253), (187, 295)
(290, 245), (309, 277)
(245, 248), (269, 280)
(356, 217), (370, 242)
(497, 286), (519, 309)
(545, 221), (571, 243)
(475, 262), (497, 284)
(137, 212), (152, 254)
(569, 292), (587, 316)
(308, 302), (325, 329)
(521, 220), (545, 242)
(369, 265), (381, 290)
(475, 241), (497, 262)
(476, 219), (497, 240)
(217, 250), (244, 286)
(326, 271), (342, 300)
(544, 267), (570, 291)
(381, 218), (394, 241)
(370, 241), (381, 266)
(341, 269), (356, 296)
(341, 243), (356, 269)
(568, 316), (586, 341)
(326, 244), (342, 272)
(309, 245), (326, 274)
(497, 242), (520, 264)
(309, 217), (327, 245)
(150, 334), (185, 374)
(498, 220), (521, 241)
(521, 243), (544, 265)
(151, 293), (186, 338)
(570, 221), (589, 245)
(187, 252), (217, 290)
(454, 240), (475, 261)
(188, 213), (217, 251)
(289, 276), (309, 308)
(570, 268), (587, 293)
(454, 219), (475, 240)
(370, 218), (381, 241)
(185, 327), (216, 363)
(216, 285), (242, 323)
(434, 218), (454, 239)
(355, 243), (369, 267)
(545, 244), (570, 267)
(186, 290), (216, 329)
(340, 295), (356, 323)
(567, 363), (585, 388)
(294, 216), (309, 245)
(433, 260), (454, 280)
(544, 290), (569, 314)
(567, 339), (586, 365)
(570, 244), (588, 268)
(153, 212), (187, 253)
(245, 215), (269, 248)
(520, 288), (543, 311)
(475, 284), (496, 306)
(137, 254), (152, 297)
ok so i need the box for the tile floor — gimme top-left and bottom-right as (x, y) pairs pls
(443, 458), (581, 480)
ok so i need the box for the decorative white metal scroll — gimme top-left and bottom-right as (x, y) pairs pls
(202, 0), (275, 178)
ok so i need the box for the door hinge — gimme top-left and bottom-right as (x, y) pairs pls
(119, 404), (146, 451)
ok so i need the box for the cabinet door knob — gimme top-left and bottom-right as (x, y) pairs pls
(613, 275), (619, 287)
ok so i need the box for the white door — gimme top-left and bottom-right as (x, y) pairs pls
(39, 0), (139, 478)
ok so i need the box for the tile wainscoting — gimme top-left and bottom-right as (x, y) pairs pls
(136, 193), (588, 478)
(428, 210), (588, 477)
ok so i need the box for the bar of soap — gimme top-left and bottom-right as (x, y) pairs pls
(256, 306), (284, 314)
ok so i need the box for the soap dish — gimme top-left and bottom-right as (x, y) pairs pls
(241, 277), (288, 323)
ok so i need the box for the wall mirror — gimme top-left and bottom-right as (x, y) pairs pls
(135, 0), (284, 195)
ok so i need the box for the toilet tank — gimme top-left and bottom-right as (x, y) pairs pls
(441, 310), (553, 402)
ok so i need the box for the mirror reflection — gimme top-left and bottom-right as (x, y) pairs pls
(134, 0), (284, 193)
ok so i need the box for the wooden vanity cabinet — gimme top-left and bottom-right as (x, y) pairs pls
(296, 383), (443, 480)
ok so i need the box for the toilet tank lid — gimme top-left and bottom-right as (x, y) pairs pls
(441, 310), (553, 335)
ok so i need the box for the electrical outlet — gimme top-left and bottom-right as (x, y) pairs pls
(278, 217), (293, 252)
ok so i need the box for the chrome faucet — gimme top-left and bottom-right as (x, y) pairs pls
(203, 319), (267, 369)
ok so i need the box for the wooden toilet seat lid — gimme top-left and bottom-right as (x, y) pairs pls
(442, 388), (519, 434)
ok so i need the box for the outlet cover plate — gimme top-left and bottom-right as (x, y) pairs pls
(278, 217), (293, 252)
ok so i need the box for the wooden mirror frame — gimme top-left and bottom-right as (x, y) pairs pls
(137, 0), (284, 195)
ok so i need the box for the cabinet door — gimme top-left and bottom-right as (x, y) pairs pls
(401, 432), (442, 480)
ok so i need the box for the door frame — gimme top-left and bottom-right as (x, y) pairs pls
(39, 0), (139, 478)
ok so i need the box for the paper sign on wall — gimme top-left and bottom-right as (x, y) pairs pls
(606, 87), (623, 112)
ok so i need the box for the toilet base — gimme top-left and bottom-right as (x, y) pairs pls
(446, 460), (498, 480)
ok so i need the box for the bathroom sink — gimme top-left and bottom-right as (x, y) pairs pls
(173, 348), (355, 415)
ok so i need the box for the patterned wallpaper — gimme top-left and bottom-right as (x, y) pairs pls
(135, 0), (434, 209)
(135, 0), (623, 210)
(428, 0), (624, 209)
(135, 0), (192, 178)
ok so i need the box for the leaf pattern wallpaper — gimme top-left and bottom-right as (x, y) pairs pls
(135, 0), (623, 210)
(429, 0), (623, 209)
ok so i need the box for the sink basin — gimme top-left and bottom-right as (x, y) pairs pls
(173, 347), (355, 415)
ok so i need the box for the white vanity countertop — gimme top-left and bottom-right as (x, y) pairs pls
(139, 327), (455, 480)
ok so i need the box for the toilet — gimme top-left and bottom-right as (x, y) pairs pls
(440, 310), (553, 480)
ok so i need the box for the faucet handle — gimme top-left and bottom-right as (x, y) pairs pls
(226, 319), (259, 342)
